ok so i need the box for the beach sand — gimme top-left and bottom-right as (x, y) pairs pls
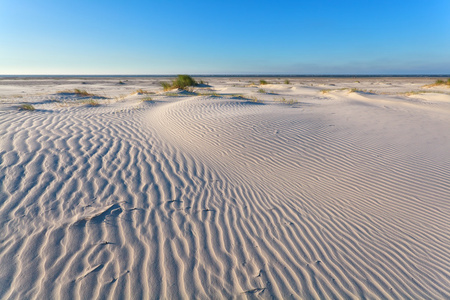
(1, 76), (449, 299)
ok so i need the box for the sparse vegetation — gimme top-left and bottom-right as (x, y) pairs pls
(164, 92), (185, 97)
(197, 92), (220, 97)
(231, 94), (247, 100)
(250, 96), (262, 103)
(424, 78), (450, 88)
(275, 97), (298, 105)
(160, 75), (198, 91)
(135, 89), (153, 95)
(118, 81), (125, 85)
(284, 79), (290, 84)
(83, 99), (100, 106)
(160, 82), (172, 91)
(349, 88), (376, 94)
(18, 104), (35, 111)
(58, 89), (96, 96)
(141, 96), (153, 102)
(258, 88), (266, 94)
(259, 79), (268, 85)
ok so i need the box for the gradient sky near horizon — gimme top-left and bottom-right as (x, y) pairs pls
(1, 0), (449, 75)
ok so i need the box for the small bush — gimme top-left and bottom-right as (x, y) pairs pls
(435, 79), (445, 85)
(160, 75), (198, 91)
(284, 79), (290, 84)
(19, 104), (35, 111)
(259, 79), (268, 85)
(172, 75), (197, 89)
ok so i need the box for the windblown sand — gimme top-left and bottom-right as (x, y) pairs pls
(1, 77), (449, 299)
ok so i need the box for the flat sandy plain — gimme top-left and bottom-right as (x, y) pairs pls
(1, 76), (449, 299)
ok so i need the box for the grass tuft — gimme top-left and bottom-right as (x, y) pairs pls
(250, 96), (262, 103)
(275, 97), (298, 105)
(258, 88), (266, 94)
(135, 89), (153, 95)
(83, 99), (100, 107)
(58, 89), (95, 96)
(141, 96), (153, 102)
(284, 79), (290, 84)
(160, 82), (172, 91)
(424, 78), (450, 88)
(18, 104), (35, 111)
(259, 79), (268, 85)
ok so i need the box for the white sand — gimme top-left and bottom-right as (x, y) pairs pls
(1, 77), (449, 299)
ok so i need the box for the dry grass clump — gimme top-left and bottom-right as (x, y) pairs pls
(58, 89), (94, 96)
(135, 89), (153, 95)
(160, 75), (198, 91)
(141, 96), (153, 102)
(83, 99), (100, 107)
(18, 104), (35, 111)
(164, 92), (185, 97)
(275, 97), (298, 105)
(349, 88), (376, 94)
(231, 94), (248, 100)
(250, 96), (262, 103)
(424, 79), (450, 88)
(320, 88), (348, 94)
(197, 92), (220, 97)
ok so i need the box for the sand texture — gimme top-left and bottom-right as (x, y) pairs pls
(1, 77), (449, 299)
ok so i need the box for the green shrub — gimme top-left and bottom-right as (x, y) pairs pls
(160, 75), (198, 91)
(172, 75), (197, 89)
(284, 79), (290, 84)
(259, 79), (268, 85)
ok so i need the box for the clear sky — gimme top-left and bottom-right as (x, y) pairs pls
(1, 0), (449, 75)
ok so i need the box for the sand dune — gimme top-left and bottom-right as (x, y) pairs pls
(1, 77), (449, 299)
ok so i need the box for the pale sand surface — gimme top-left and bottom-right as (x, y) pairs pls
(1, 77), (449, 299)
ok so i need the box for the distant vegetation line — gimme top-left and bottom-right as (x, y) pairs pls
(1, 74), (450, 78)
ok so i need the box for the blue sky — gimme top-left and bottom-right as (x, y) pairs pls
(1, 0), (449, 74)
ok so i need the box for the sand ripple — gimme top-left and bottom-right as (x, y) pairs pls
(1, 92), (449, 299)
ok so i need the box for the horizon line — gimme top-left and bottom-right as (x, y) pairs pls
(1, 74), (449, 78)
